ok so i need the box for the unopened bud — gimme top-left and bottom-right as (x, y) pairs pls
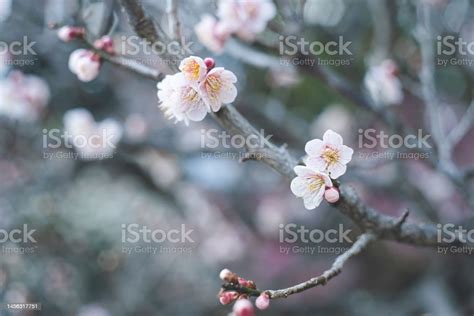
(255, 292), (270, 310)
(324, 187), (340, 203)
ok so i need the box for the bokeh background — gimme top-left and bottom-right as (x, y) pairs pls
(0, 0), (473, 315)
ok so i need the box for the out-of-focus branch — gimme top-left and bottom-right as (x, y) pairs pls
(118, 0), (183, 67)
(415, 2), (474, 210)
(166, 0), (182, 43)
(448, 101), (474, 145)
(98, 51), (163, 80)
(118, 0), (163, 44)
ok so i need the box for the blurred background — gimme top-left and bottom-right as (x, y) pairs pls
(0, 0), (473, 315)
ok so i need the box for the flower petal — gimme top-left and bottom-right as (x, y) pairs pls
(290, 177), (307, 197)
(306, 156), (327, 172)
(339, 145), (354, 164)
(323, 129), (343, 147)
(328, 162), (347, 179)
(303, 190), (324, 210)
(293, 165), (315, 177)
(186, 103), (208, 122)
(305, 139), (323, 156)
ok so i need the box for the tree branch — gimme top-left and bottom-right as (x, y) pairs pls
(223, 233), (376, 299)
(267, 233), (376, 299)
(166, 0), (182, 43)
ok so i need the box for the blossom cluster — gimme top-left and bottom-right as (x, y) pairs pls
(58, 26), (115, 82)
(291, 129), (353, 210)
(364, 59), (403, 106)
(195, 0), (276, 53)
(157, 56), (237, 125)
(218, 269), (270, 316)
(0, 70), (50, 122)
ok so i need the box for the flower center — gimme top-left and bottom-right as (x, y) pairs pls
(183, 86), (201, 104)
(322, 147), (340, 166)
(307, 175), (325, 192)
(183, 60), (201, 81)
(205, 75), (222, 101)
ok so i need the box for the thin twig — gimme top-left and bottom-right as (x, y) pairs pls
(448, 101), (474, 145)
(267, 233), (376, 299)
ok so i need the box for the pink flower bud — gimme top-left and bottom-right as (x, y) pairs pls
(255, 292), (270, 310)
(233, 299), (255, 316)
(238, 277), (250, 287)
(204, 57), (215, 70)
(324, 187), (340, 203)
(219, 268), (232, 281)
(94, 36), (115, 54)
(57, 26), (84, 42)
(68, 49), (101, 82)
(219, 291), (238, 305)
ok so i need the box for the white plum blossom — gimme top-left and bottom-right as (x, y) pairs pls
(179, 56), (207, 84)
(217, 0), (276, 41)
(194, 15), (230, 54)
(68, 49), (101, 82)
(290, 165), (333, 210)
(305, 129), (353, 179)
(200, 67), (237, 111)
(157, 56), (237, 124)
(364, 59), (403, 106)
(63, 108), (123, 160)
(157, 73), (209, 125)
(0, 71), (50, 121)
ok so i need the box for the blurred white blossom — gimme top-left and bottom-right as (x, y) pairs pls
(364, 59), (403, 106)
(218, 0), (276, 41)
(68, 49), (101, 82)
(63, 108), (123, 160)
(194, 14), (230, 54)
(0, 70), (50, 121)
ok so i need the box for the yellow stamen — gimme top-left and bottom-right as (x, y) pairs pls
(322, 147), (340, 166)
(205, 75), (222, 101)
(307, 175), (325, 192)
(183, 60), (201, 81)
